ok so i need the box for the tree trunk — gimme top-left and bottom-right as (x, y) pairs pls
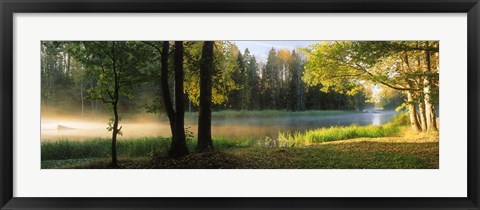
(424, 42), (438, 132)
(407, 90), (422, 132)
(160, 41), (176, 137)
(415, 55), (427, 131)
(111, 75), (120, 167)
(418, 94), (427, 131)
(197, 41), (214, 152)
(111, 102), (119, 168)
(424, 97), (438, 132)
(168, 41), (189, 157)
(111, 42), (119, 168)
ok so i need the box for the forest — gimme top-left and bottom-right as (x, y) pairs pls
(41, 41), (439, 169)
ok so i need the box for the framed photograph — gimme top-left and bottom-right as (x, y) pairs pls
(1, 0), (479, 209)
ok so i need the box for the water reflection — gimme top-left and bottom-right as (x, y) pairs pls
(372, 113), (381, 125)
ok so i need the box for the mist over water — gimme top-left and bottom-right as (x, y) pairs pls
(41, 111), (396, 141)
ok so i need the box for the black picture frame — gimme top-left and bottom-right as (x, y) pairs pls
(1, 0), (479, 209)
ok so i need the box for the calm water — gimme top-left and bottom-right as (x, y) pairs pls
(41, 111), (397, 141)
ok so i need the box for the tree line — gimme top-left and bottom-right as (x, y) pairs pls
(41, 41), (373, 117)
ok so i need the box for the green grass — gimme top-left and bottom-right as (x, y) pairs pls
(42, 137), (439, 169)
(276, 113), (409, 147)
(41, 137), (170, 161)
(277, 124), (402, 147)
(41, 136), (257, 161)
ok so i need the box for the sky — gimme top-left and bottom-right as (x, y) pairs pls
(232, 41), (318, 62)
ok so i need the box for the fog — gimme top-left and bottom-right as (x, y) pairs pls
(41, 110), (396, 141)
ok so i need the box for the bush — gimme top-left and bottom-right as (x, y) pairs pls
(390, 112), (410, 126)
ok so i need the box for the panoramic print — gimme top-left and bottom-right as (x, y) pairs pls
(41, 41), (439, 169)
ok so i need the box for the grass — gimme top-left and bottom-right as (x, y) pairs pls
(41, 137), (169, 161)
(277, 123), (402, 147)
(42, 135), (438, 169)
(276, 112), (410, 147)
(41, 136), (257, 161)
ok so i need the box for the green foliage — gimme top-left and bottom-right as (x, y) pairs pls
(302, 41), (436, 93)
(277, 120), (405, 146)
(378, 88), (405, 110)
(261, 48), (282, 109)
(302, 42), (369, 94)
(42, 41), (374, 116)
(69, 41), (153, 105)
(391, 112), (410, 126)
(184, 41), (240, 105)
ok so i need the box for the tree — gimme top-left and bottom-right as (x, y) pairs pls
(168, 41), (190, 157)
(197, 41), (215, 152)
(142, 41), (190, 157)
(378, 88), (405, 110)
(288, 50), (306, 111)
(277, 49), (291, 110)
(183, 41), (239, 107)
(225, 47), (246, 110)
(70, 58), (87, 116)
(245, 50), (260, 110)
(160, 41), (177, 137)
(142, 41), (177, 140)
(70, 41), (150, 167)
(261, 48), (281, 109)
(41, 42), (76, 112)
(303, 41), (439, 132)
(423, 41), (438, 132)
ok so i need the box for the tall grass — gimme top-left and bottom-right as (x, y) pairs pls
(277, 113), (409, 147)
(42, 136), (257, 161)
(41, 137), (171, 161)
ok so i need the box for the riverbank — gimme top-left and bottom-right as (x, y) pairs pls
(41, 121), (439, 169)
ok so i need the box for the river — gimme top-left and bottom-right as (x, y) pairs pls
(41, 110), (397, 141)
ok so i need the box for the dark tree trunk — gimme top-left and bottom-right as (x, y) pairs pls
(111, 102), (119, 167)
(197, 41), (214, 152)
(168, 41), (189, 157)
(160, 41), (176, 137)
(111, 42), (120, 168)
